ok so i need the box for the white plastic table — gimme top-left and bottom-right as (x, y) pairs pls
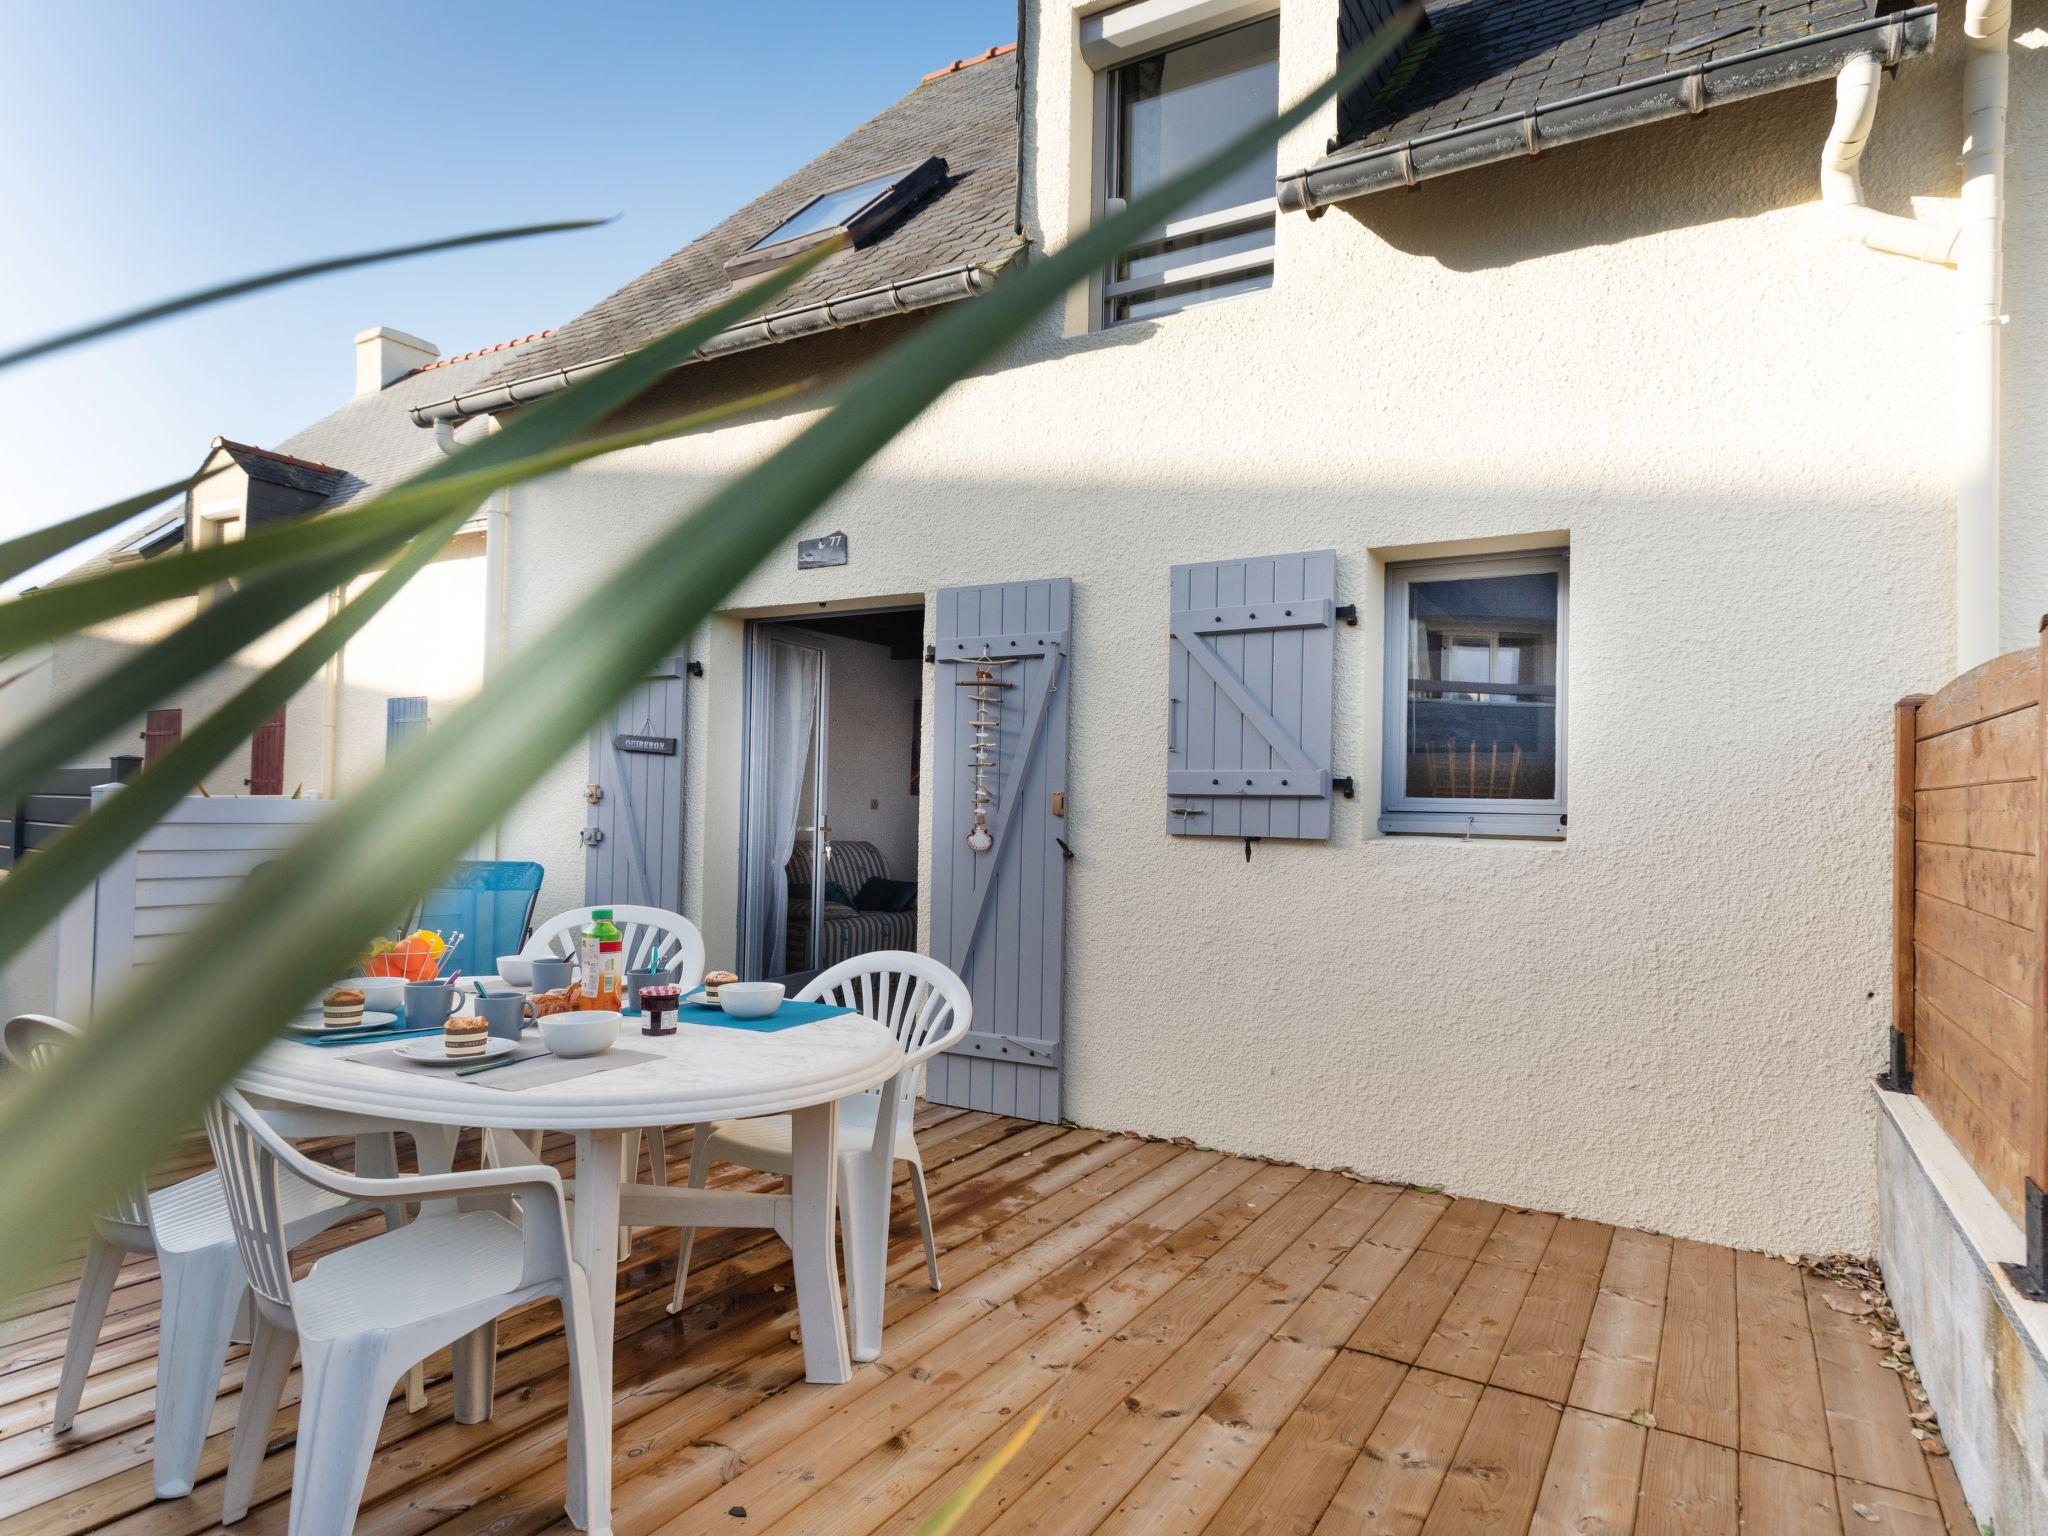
(238, 1013), (899, 1517)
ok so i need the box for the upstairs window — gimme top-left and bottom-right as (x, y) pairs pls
(1381, 551), (1568, 838)
(1101, 17), (1279, 325)
(724, 156), (948, 280)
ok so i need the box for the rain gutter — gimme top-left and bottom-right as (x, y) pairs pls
(1278, 6), (1939, 214)
(410, 256), (1012, 426)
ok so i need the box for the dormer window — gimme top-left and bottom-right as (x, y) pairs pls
(724, 156), (948, 280)
(1096, 16), (1280, 325)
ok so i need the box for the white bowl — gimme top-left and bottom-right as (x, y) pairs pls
(351, 976), (406, 1012)
(496, 955), (534, 988)
(718, 982), (785, 1020)
(540, 1009), (620, 1058)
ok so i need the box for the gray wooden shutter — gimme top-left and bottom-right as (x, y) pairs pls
(1169, 550), (1337, 840)
(386, 696), (429, 756)
(584, 653), (688, 912)
(928, 581), (1070, 1123)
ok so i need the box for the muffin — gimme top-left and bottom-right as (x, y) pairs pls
(444, 1013), (489, 1059)
(322, 988), (365, 1030)
(702, 970), (739, 1004)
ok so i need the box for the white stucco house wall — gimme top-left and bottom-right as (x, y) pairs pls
(375, 0), (2046, 1266)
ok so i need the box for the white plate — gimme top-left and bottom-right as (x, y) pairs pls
(290, 1010), (398, 1034)
(394, 1035), (518, 1066)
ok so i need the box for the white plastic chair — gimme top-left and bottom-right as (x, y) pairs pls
(523, 905), (706, 1207)
(206, 1088), (611, 1536)
(0, 1015), (364, 1502)
(666, 952), (971, 1357)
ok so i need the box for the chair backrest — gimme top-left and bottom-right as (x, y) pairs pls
(523, 905), (706, 987)
(797, 952), (972, 1123)
(418, 860), (545, 979)
(202, 1093), (302, 1321)
(1, 1014), (151, 1229)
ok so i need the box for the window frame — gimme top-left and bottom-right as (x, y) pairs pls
(723, 156), (947, 281)
(1094, 16), (1279, 328)
(1380, 549), (1569, 839)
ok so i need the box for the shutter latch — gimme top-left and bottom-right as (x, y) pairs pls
(584, 783), (603, 805)
(580, 828), (604, 846)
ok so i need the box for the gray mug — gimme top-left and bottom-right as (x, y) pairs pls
(625, 968), (669, 1014)
(478, 992), (536, 1041)
(404, 982), (459, 1028)
(530, 957), (573, 992)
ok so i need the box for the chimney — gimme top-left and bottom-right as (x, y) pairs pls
(353, 326), (438, 396)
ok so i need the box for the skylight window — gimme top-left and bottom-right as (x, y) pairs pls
(749, 170), (904, 252)
(723, 155), (948, 280)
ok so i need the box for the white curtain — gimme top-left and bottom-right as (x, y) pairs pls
(755, 640), (822, 975)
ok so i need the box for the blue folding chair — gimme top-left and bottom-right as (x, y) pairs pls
(417, 861), (544, 981)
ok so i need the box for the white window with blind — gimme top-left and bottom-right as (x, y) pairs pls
(1381, 551), (1568, 838)
(1091, 12), (1280, 326)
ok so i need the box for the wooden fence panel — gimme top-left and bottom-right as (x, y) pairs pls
(1900, 644), (2047, 1227)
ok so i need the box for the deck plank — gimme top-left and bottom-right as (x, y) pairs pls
(1491, 1219), (1613, 1403)
(1741, 1451), (1846, 1535)
(1734, 1249), (1834, 1473)
(1804, 1271), (1939, 1500)
(1650, 1241), (1740, 1448)
(1567, 1227), (1671, 1420)
(1417, 1385), (1562, 1535)
(1314, 1368), (1484, 1536)
(1635, 1428), (1736, 1536)
(1527, 1405), (1644, 1536)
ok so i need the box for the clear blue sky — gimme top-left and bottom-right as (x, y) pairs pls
(0, 0), (1014, 583)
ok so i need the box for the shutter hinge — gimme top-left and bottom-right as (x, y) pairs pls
(1333, 603), (1359, 627)
(924, 645), (937, 664)
(687, 659), (704, 677)
(1331, 776), (1356, 800)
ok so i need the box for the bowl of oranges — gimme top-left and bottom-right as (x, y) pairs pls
(360, 928), (451, 983)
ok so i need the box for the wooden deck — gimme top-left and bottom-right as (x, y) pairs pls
(0, 1108), (1979, 1536)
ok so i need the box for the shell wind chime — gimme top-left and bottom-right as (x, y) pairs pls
(953, 648), (1017, 852)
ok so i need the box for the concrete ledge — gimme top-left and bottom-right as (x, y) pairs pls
(1877, 1086), (2048, 1535)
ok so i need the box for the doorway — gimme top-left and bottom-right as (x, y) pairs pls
(738, 606), (925, 984)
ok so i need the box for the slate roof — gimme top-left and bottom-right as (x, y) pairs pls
(54, 340), (541, 584)
(1338, 0), (1884, 155)
(462, 46), (1022, 401)
(214, 440), (349, 498)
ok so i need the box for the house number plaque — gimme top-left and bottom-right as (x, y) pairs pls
(797, 531), (849, 570)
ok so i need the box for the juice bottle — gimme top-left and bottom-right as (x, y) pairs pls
(579, 909), (624, 1010)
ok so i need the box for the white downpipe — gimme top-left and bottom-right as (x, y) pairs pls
(1824, 2), (2009, 672)
(1955, 0), (2009, 673)
(434, 414), (510, 857)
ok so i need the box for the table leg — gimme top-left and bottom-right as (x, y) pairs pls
(566, 1129), (624, 1525)
(788, 1103), (851, 1384)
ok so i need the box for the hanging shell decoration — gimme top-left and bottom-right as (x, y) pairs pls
(954, 648), (1016, 853)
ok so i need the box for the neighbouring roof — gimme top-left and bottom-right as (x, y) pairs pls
(212, 438), (349, 498)
(417, 45), (1023, 423)
(1282, 0), (1938, 210)
(55, 338), (544, 584)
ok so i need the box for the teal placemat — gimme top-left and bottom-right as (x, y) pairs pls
(676, 1001), (854, 1033)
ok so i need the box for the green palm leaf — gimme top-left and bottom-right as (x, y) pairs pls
(0, 242), (838, 812)
(0, 220), (607, 371)
(0, 11), (1416, 1303)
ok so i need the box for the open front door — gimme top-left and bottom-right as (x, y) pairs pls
(584, 653), (687, 912)
(928, 581), (1070, 1122)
